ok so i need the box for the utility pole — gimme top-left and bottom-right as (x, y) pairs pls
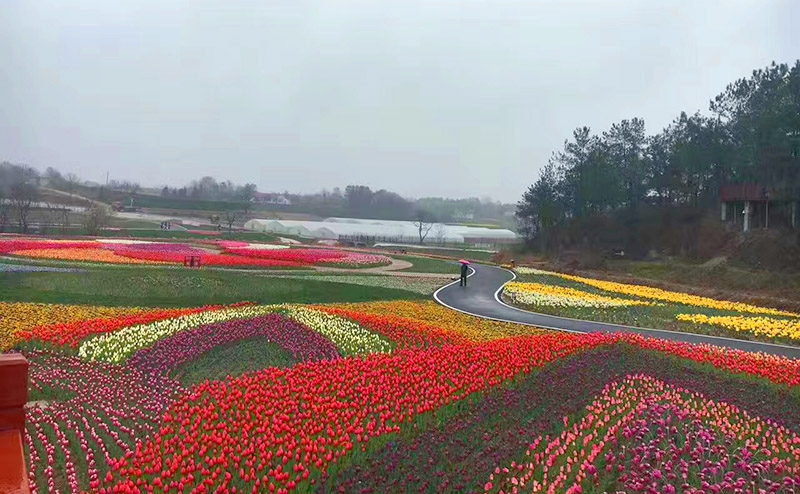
(106, 172), (109, 187)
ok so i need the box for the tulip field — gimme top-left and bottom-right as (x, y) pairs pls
(1, 293), (798, 493)
(0, 238), (391, 268)
(3, 244), (800, 493)
(506, 267), (800, 345)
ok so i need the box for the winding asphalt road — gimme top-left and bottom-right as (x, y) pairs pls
(434, 264), (800, 359)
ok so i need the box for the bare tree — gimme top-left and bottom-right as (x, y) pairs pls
(47, 202), (70, 233)
(83, 202), (112, 235)
(10, 183), (37, 233)
(414, 211), (435, 244)
(432, 223), (447, 245)
(223, 210), (239, 232)
(66, 173), (80, 197)
(0, 195), (9, 233)
(209, 214), (221, 229)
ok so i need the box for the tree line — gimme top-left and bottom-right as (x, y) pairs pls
(0, 162), (111, 234)
(161, 176), (257, 202)
(1, 160), (516, 232)
(516, 61), (800, 253)
(160, 179), (512, 224)
(281, 185), (513, 224)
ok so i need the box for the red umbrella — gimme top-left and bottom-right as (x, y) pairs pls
(459, 259), (470, 264)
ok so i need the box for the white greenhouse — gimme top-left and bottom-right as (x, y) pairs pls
(243, 217), (517, 245)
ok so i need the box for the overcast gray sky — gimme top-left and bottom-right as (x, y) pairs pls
(1, 0), (798, 202)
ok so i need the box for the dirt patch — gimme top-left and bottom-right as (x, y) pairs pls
(732, 229), (800, 273)
(26, 400), (51, 409)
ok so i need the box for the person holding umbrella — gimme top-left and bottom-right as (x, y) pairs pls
(459, 259), (470, 286)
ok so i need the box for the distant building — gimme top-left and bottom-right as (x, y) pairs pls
(720, 183), (798, 232)
(252, 192), (291, 206)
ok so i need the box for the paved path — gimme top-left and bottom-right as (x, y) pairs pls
(434, 264), (800, 359)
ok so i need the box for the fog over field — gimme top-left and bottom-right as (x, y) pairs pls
(1, 0), (798, 200)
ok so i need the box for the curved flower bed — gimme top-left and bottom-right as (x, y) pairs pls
(677, 313), (800, 342)
(330, 300), (548, 342)
(12, 247), (162, 264)
(316, 306), (471, 348)
(18, 305), (236, 349)
(129, 314), (341, 375)
(100, 333), (594, 492)
(78, 306), (281, 363)
(282, 306), (393, 356)
(610, 332), (800, 387)
(109, 247), (303, 268)
(24, 351), (183, 494)
(325, 343), (800, 493)
(516, 267), (798, 317)
(0, 239), (98, 253)
(0, 302), (144, 351)
(226, 247), (392, 267)
(504, 281), (653, 308)
(197, 240), (250, 248)
(13, 301), (800, 494)
(2, 238), (388, 268)
(486, 374), (800, 494)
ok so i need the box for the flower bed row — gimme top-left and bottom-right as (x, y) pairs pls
(77, 305), (282, 363)
(100, 333), (595, 492)
(106, 247), (302, 268)
(0, 239), (98, 253)
(225, 246), (392, 266)
(17, 304), (239, 349)
(24, 351), (184, 494)
(515, 267), (798, 317)
(281, 306), (393, 356)
(97, 329), (800, 492)
(316, 306), (471, 348)
(504, 281), (654, 309)
(677, 313), (800, 342)
(325, 344), (800, 493)
(328, 300), (548, 342)
(12, 247), (165, 265)
(0, 302), (144, 351)
(76, 304), (395, 363)
(129, 314), (342, 376)
(15, 301), (800, 494)
(487, 374), (800, 494)
(1, 238), (390, 268)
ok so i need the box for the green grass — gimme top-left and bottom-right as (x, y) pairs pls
(104, 218), (161, 229)
(607, 259), (800, 303)
(263, 273), (444, 295)
(170, 337), (297, 385)
(394, 255), (464, 274)
(0, 267), (426, 307)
